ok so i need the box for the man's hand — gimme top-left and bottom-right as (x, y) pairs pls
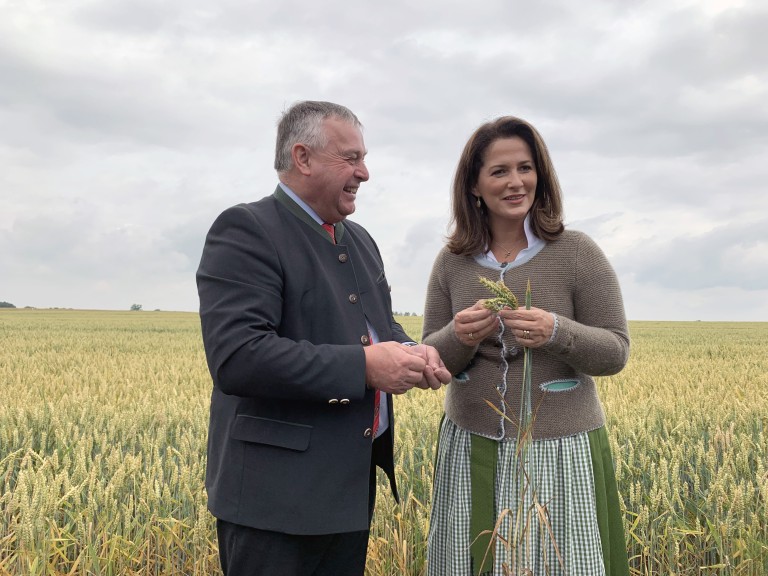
(363, 341), (427, 394)
(402, 344), (452, 390)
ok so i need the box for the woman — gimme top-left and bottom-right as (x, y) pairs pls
(423, 116), (630, 576)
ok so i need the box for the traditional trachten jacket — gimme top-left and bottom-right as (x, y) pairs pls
(197, 186), (406, 535)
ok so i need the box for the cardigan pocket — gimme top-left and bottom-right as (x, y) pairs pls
(453, 371), (470, 384)
(540, 378), (580, 392)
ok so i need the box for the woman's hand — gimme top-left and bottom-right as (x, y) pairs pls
(453, 301), (500, 346)
(498, 306), (554, 348)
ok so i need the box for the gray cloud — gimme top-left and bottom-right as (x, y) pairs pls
(615, 220), (768, 291)
(2, 0), (767, 319)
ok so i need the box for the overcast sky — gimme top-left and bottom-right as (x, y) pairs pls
(2, 0), (767, 321)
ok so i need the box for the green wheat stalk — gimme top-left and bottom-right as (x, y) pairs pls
(480, 277), (552, 574)
(522, 278), (532, 428)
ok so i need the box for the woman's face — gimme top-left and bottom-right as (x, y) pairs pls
(473, 136), (537, 230)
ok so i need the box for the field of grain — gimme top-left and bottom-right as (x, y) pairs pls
(1, 310), (767, 575)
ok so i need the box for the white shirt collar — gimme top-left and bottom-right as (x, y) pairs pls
(278, 182), (325, 225)
(484, 214), (544, 265)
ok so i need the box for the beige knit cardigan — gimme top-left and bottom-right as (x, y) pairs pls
(422, 230), (630, 441)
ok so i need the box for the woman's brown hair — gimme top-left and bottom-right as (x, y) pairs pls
(446, 116), (564, 256)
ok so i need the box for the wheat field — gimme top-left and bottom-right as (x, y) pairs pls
(1, 310), (767, 575)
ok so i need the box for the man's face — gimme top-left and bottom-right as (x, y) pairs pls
(305, 118), (369, 224)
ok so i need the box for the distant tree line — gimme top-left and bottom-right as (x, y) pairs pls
(0, 301), (16, 308)
(393, 311), (421, 317)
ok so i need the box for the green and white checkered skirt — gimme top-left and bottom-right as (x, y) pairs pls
(427, 417), (629, 576)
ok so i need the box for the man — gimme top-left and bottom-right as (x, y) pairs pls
(196, 100), (451, 575)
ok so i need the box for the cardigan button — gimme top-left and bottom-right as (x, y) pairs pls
(348, 294), (358, 304)
(363, 428), (373, 438)
(340, 399), (350, 405)
(328, 399), (339, 405)
(360, 334), (370, 345)
(338, 254), (348, 263)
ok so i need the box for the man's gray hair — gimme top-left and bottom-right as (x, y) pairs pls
(274, 101), (363, 173)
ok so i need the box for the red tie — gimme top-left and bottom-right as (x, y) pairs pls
(321, 222), (336, 243)
(372, 388), (381, 438)
(322, 222), (380, 438)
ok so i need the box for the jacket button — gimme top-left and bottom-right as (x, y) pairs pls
(340, 399), (350, 405)
(348, 294), (358, 304)
(360, 334), (370, 345)
(328, 399), (339, 405)
(338, 254), (348, 263)
(363, 428), (372, 438)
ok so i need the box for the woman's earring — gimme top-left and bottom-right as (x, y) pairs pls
(475, 197), (481, 208)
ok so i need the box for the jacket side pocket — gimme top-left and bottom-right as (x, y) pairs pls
(231, 414), (312, 452)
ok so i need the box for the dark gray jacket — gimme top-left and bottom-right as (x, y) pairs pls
(197, 186), (405, 535)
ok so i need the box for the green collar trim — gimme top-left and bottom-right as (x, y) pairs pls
(273, 185), (346, 243)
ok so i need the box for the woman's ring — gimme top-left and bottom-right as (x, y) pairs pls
(468, 332), (474, 340)
(523, 330), (530, 339)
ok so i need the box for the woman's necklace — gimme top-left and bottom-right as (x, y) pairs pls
(492, 239), (524, 266)
(497, 245), (513, 261)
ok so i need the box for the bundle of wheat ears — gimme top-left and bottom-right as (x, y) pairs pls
(479, 276), (519, 312)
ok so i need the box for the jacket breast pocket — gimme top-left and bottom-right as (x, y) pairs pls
(230, 414), (312, 452)
(358, 268), (387, 295)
